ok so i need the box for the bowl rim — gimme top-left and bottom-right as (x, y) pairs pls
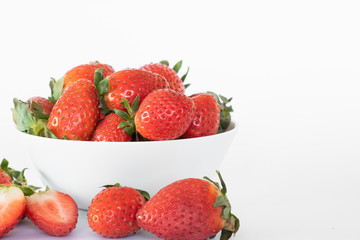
(14, 121), (237, 144)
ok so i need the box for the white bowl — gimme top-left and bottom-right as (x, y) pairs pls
(16, 122), (237, 210)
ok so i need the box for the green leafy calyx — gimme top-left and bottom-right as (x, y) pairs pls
(204, 170), (240, 240)
(12, 98), (47, 136)
(49, 77), (64, 103)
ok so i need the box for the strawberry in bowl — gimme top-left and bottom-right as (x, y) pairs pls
(11, 60), (237, 209)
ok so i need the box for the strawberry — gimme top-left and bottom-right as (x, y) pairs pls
(182, 93), (220, 138)
(25, 189), (78, 237)
(137, 171), (239, 240)
(207, 92), (234, 133)
(87, 184), (149, 238)
(63, 62), (115, 91)
(12, 98), (49, 137)
(134, 89), (195, 141)
(47, 79), (100, 140)
(91, 113), (132, 142)
(0, 186), (26, 238)
(0, 159), (13, 185)
(27, 96), (54, 117)
(140, 60), (189, 94)
(0, 169), (12, 185)
(95, 69), (169, 113)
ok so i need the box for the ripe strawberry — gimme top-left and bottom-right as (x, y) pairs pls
(96, 69), (169, 112)
(91, 113), (132, 142)
(25, 189), (78, 237)
(207, 92), (234, 133)
(63, 62), (115, 91)
(140, 61), (187, 94)
(0, 186), (26, 238)
(134, 89), (195, 141)
(0, 168), (12, 185)
(47, 79), (100, 140)
(182, 93), (220, 138)
(87, 184), (148, 238)
(137, 171), (239, 240)
(0, 158), (25, 186)
(27, 96), (54, 117)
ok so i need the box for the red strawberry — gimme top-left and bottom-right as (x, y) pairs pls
(141, 62), (185, 94)
(98, 69), (169, 112)
(47, 79), (100, 140)
(0, 169), (12, 185)
(134, 89), (195, 141)
(182, 93), (220, 138)
(25, 189), (78, 237)
(87, 184), (148, 238)
(91, 113), (132, 142)
(0, 186), (26, 238)
(63, 62), (115, 91)
(0, 158), (20, 185)
(27, 96), (54, 117)
(137, 171), (239, 240)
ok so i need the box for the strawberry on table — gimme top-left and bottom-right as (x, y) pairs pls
(183, 93), (220, 138)
(136, 171), (239, 240)
(0, 159), (13, 185)
(134, 89), (195, 141)
(25, 189), (78, 237)
(0, 186), (26, 238)
(87, 184), (149, 238)
(47, 79), (100, 140)
(96, 69), (169, 112)
(91, 112), (132, 142)
(140, 60), (189, 94)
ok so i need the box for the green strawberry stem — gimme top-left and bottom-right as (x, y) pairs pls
(12, 98), (48, 136)
(94, 68), (112, 116)
(206, 92), (234, 133)
(49, 77), (64, 103)
(113, 95), (141, 138)
(204, 170), (240, 240)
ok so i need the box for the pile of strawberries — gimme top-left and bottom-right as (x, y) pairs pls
(12, 60), (233, 141)
(1, 159), (239, 239)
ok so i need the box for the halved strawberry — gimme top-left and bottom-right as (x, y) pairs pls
(0, 186), (26, 238)
(25, 189), (78, 237)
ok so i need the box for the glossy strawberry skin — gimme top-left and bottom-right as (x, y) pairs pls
(47, 79), (100, 140)
(91, 113), (132, 142)
(88, 186), (146, 238)
(0, 186), (26, 238)
(135, 89), (195, 141)
(27, 96), (55, 115)
(136, 178), (225, 240)
(63, 62), (115, 91)
(0, 169), (13, 185)
(183, 93), (220, 138)
(104, 69), (169, 111)
(141, 63), (185, 94)
(25, 190), (78, 237)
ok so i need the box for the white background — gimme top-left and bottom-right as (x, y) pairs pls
(1, 0), (360, 239)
